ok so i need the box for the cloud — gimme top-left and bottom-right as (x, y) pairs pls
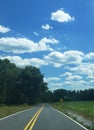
(66, 75), (82, 81)
(44, 51), (64, 67)
(28, 58), (48, 67)
(0, 25), (11, 33)
(67, 63), (94, 76)
(33, 32), (39, 36)
(61, 72), (83, 85)
(51, 9), (75, 23)
(44, 77), (61, 82)
(59, 71), (86, 90)
(41, 24), (53, 30)
(1, 49), (94, 91)
(48, 82), (63, 91)
(44, 50), (84, 68)
(84, 52), (94, 60)
(39, 37), (58, 45)
(64, 80), (86, 86)
(43, 50), (94, 90)
(90, 80), (94, 84)
(0, 55), (47, 68)
(63, 80), (88, 90)
(0, 37), (58, 54)
(61, 72), (72, 77)
(87, 75), (94, 79)
(63, 51), (84, 64)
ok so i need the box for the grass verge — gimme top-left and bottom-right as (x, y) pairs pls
(0, 104), (32, 118)
(51, 101), (94, 130)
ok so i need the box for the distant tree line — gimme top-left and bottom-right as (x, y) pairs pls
(0, 59), (94, 105)
(52, 89), (94, 102)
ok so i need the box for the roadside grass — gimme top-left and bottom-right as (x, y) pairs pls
(51, 101), (94, 130)
(51, 101), (94, 120)
(0, 104), (32, 118)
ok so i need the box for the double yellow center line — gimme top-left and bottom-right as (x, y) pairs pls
(24, 105), (44, 130)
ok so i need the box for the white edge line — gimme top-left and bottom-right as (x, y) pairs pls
(51, 106), (88, 130)
(0, 107), (33, 121)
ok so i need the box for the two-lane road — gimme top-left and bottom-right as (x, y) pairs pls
(0, 104), (88, 130)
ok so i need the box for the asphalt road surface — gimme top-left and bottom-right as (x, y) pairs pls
(0, 104), (88, 130)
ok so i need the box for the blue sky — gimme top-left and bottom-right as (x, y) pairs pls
(0, 0), (94, 90)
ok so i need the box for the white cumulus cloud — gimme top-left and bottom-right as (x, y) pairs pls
(0, 55), (48, 68)
(51, 9), (75, 23)
(85, 52), (94, 60)
(44, 50), (84, 68)
(63, 50), (84, 64)
(61, 72), (72, 77)
(67, 63), (94, 76)
(66, 75), (82, 81)
(0, 37), (58, 54)
(0, 25), (11, 33)
(41, 24), (53, 30)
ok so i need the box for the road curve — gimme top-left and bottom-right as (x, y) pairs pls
(0, 104), (88, 130)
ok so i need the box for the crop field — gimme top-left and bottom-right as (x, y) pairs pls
(52, 101), (94, 121)
(0, 105), (32, 118)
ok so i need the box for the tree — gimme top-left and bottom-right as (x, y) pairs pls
(0, 59), (48, 105)
(15, 66), (48, 104)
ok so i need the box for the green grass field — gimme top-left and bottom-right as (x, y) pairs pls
(0, 105), (32, 118)
(52, 101), (94, 121)
(52, 101), (94, 130)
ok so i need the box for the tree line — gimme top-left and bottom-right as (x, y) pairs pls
(0, 59), (94, 105)
(52, 88), (94, 102)
(0, 59), (48, 105)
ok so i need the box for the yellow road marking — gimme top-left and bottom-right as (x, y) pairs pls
(24, 105), (44, 130)
(29, 106), (43, 130)
(24, 109), (40, 130)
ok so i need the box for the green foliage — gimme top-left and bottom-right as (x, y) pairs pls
(0, 59), (48, 105)
(52, 102), (94, 130)
(52, 101), (94, 121)
(0, 59), (94, 105)
(53, 89), (94, 102)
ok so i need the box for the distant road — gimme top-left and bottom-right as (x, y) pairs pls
(0, 104), (88, 130)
